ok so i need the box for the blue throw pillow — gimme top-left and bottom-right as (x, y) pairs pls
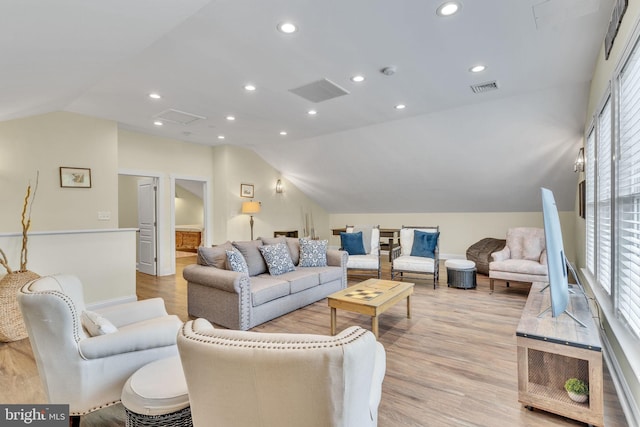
(340, 231), (366, 255)
(410, 230), (439, 258)
(226, 248), (249, 274)
(258, 242), (296, 275)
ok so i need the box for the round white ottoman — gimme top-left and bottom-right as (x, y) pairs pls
(445, 259), (477, 289)
(121, 356), (192, 427)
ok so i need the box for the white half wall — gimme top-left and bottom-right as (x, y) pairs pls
(0, 228), (137, 305)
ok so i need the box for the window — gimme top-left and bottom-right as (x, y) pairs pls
(617, 37), (640, 337)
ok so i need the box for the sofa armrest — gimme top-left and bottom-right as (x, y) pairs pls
(540, 249), (547, 265)
(96, 298), (168, 328)
(183, 264), (247, 294)
(491, 246), (510, 262)
(78, 315), (182, 359)
(327, 249), (348, 267)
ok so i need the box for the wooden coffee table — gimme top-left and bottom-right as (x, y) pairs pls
(328, 279), (414, 338)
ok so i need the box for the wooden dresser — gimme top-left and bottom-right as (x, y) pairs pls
(176, 227), (202, 252)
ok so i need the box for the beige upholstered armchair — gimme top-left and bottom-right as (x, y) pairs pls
(488, 227), (549, 292)
(178, 318), (386, 427)
(391, 226), (440, 288)
(18, 274), (182, 426)
(341, 225), (381, 278)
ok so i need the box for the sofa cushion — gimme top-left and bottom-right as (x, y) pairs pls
(393, 255), (436, 273)
(232, 240), (267, 276)
(489, 259), (548, 275)
(250, 276), (290, 306)
(340, 231), (366, 255)
(197, 241), (233, 269)
(346, 254), (379, 270)
(410, 230), (439, 258)
(262, 269), (319, 293)
(299, 238), (328, 267)
(299, 266), (343, 284)
(226, 249), (249, 274)
(258, 242), (296, 276)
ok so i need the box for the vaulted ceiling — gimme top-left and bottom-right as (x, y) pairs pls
(1, 0), (614, 212)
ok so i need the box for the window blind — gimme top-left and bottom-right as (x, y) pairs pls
(586, 128), (596, 276)
(597, 98), (612, 294)
(617, 40), (640, 337)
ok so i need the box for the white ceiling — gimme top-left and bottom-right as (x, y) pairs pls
(1, 0), (614, 212)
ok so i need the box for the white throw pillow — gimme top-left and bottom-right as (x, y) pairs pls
(81, 310), (118, 336)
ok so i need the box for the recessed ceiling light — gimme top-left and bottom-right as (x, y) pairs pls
(277, 22), (297, 34)
(437, 1), (461, 17)
(351, 75), (365, 83)
(308, 109), (317, 116)
(149, 93), (161, 99)
(226, 115), (235, 121)
(395, 104), (406, 110)
(153, 120), (163, 126)
(217, 135), (225, 140)
(244, 84), (256, 91)
(470, 65), (486, 73)
(280, 131), (288, 136)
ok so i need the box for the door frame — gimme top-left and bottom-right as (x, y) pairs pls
(119, 169), (166, 275)
(170, 174), (211, 270)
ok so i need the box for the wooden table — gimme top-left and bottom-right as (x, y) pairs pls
(516, 282), (603, 426)
(328, 279), (414, 338)
(332, 227), (400, 261)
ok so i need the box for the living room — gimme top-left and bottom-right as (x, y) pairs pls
(1, 1), (639, 426)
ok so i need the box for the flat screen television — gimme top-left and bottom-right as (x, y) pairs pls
(540, 188), (586, 327)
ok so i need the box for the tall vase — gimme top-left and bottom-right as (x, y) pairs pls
(0, 270), (39, 342)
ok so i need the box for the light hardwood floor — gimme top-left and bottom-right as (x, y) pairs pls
(0, 256), (628, 426)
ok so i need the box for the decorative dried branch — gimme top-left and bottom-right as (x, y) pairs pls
(0, 249), (12, 274)
(19, 172), (39, 272)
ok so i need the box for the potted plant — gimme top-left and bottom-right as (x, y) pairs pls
(0, 173), (40, 342)
(564, 378), (589, 403)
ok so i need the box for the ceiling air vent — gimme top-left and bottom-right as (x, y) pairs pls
(289, 78), (349, 103)
(154, 109), (206, 125)
(470, 81), (499, 94)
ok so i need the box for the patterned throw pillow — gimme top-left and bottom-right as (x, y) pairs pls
(258, 242), (296, 275)
(299, 238), (328, 267)
(226, 248), (249, 274)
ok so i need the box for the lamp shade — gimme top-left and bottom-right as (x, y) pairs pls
(241, 201), (261, 214)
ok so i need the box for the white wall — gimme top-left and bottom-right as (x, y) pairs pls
(175, 184), (203, 226)
(0, 112), (118, 232)
(210, 145), (329, 243)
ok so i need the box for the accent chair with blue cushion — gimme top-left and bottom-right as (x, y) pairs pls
(391, 226), (440, 288)
(341, 225), (381, 279)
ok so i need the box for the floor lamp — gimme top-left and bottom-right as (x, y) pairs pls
(241, 201), (261, 240)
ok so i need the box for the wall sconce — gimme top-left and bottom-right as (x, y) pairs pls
(574, 147), (585, 173)
(276, 179), (283, 194)
(241, 201), (261, 240)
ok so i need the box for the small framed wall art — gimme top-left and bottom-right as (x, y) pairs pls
(240, 183), (254, 198)
(60, 167), (92, 188)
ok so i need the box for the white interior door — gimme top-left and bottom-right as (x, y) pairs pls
(138, 178), (157, 275)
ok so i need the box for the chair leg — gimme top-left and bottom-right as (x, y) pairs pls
(490, 278), (494, 293)
(70, 415), (80, 427)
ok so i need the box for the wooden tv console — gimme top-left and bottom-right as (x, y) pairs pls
(516, 282), (603, 426)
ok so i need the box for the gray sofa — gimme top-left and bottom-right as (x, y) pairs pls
(183, 236), (347, 330)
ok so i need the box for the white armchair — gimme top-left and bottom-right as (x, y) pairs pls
(178, 318), (386, 427)
(489, 227), (548, 292)
(342, 225), (381, 278)
(17, 274), (182, 425)
(391, 226), (440, 288)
